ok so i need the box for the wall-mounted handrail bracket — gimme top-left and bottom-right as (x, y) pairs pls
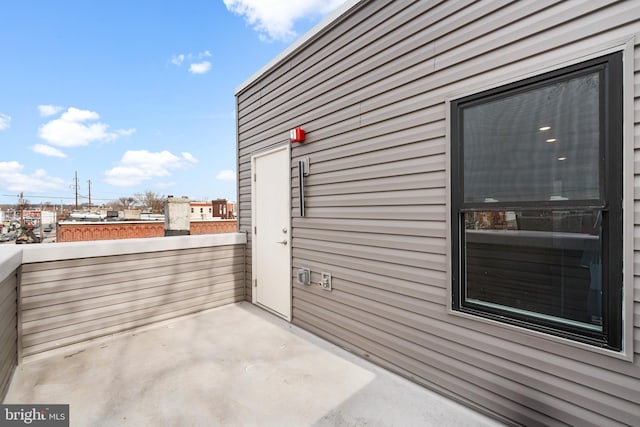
(298, 157), (309, 217)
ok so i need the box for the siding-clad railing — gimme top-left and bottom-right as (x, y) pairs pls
(18, 233), (246, 359)
(0, 248), (20, 401)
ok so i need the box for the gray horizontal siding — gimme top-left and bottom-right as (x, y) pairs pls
(237, 0), (640, 425)
(20, 244), (244, 358)
(292, 297), (630, 427)
(0, 269), (17, 401)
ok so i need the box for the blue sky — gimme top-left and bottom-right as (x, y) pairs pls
(0, 0), (346, 206)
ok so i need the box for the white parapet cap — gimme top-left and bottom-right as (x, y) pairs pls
(0, 246), (22, 283)
(18, 233), (246, 264)
(234, 0), (365, 95)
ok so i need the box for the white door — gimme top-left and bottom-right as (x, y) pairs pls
(253, 146), (291, 319)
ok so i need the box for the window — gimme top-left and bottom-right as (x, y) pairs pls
(450, 53), (622, 350)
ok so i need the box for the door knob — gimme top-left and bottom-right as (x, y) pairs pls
(282, 227), (288, 234)
(276, 240), (288, 245)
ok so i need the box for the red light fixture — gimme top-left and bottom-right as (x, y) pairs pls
(290, 127), (305, 143)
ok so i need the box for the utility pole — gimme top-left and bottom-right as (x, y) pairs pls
(39, 202), (43, 242)
(74, 171), (79, 210)
(18, 192), (24, 227)
(87, 179), (92, 207)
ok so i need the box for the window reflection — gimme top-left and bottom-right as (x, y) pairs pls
(464, 210), (602, 331)
(463, 72), (600, 203)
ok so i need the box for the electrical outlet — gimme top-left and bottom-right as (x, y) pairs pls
(297, 268), (311, 285)
(320, 272), (332, 291)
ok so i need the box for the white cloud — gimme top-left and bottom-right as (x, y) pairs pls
(104, 150), (198, 186)
(171, 54), (185, 66)
(60, 107), (99, 122)
(0, 113), (11, 130)
(181, 152), (198, 163)
(38, 105), (63, 117)
(189, 61), (212, 74)
(0, 161), (67, 192)
(117, 128), (136, 136)
(32, 144), (67, 158)
(216, 169), (236, 182)
(171, 51), (213, 74)
(38, 107), (135, 147)
(223, 0), (346, 42)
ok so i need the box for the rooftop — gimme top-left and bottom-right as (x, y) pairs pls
(4, 302), (503, 426)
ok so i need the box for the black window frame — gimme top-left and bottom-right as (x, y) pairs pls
(450, 52), (623, 351)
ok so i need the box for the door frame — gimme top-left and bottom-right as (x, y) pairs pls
(251, 143), (292, 321)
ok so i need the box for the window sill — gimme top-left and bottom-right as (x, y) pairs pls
(447, 305), (633, 362)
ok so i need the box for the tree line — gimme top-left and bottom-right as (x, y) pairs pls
(110, 191), (166, 214)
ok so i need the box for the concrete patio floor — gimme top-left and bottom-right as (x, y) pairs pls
(4, 302), (505, 426)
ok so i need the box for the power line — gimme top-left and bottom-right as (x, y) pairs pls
(1, 194), (113, 201)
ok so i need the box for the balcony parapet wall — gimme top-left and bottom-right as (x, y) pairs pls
(1, 233), (246, 363)
(0, 247), (20, 401)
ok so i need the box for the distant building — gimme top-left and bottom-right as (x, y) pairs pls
(21, 209), (56, 225)
(123, 209), (141, 220)
(210, 199), (226, 219)
(190, 201), (214, 220)
(40, 210), (56, 225)
(227, 201), (236, 219)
